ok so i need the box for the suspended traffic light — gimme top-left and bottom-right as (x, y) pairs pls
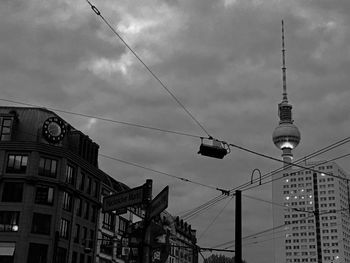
(198, 137), (230, 159)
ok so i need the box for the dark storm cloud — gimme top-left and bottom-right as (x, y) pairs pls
(1, 1), (350, 263)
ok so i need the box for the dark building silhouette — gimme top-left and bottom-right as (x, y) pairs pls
(0, 106), (129, 263)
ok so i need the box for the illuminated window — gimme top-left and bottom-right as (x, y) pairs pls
(0, 117), (13, 141)
(38, 157), (57, 178)
(6, 154), (28, 173)
(0, 211), (19, 232)
(59, 218), (70, 239)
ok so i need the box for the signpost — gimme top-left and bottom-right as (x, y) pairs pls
(149, 186), (169, 220)
(103, 185), (144, 212)
(103, 180), (170, 263)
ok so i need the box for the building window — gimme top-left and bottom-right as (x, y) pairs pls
(76, 198), (82, 217)
(119, 217), (128, 234)
(77, 172), (84, 191)
(65, 165), (75, 186)
(91, 180), (98, 198)
(91, 206), (97, 223)
(6, 154), (28, 173)
(102, 212), (115, 231)
(89, 229), (94, 249)
(0, 211), (19, 232)
(27, 243), (48, 263)
(38, 157), (57, 177)
(86, 177), (91, 194)
(82, 227), (87, 245)
(2, 182), (23, 202)
(0, 117), (13, 141)
(100, 234), (113, 255)
(31, 213), (51, 235)
(35, 185), (54, 205)
(59, 218), (70, 239)
(72, 251), (78, 263)
(56, 247), (67, 263)
(62, 192), (72, 211)
(74, 224), (80, 243)
(83, 201), (89, 220)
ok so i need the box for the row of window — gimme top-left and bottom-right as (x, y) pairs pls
(0, 210), (96, 246)
(5, 154), (99, 199)
(1, 182), (97, 223)
(26, 243), (93, 263)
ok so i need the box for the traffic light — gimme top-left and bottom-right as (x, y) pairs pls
(198, 138), (228, 159)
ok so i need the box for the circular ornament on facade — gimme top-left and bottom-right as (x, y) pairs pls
(42, 117), (67, 143)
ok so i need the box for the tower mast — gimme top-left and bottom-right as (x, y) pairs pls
(272, 20), (301, 166)
(282, 20), (288, 103)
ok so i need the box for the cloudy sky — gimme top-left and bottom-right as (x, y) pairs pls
(2, 0), (350, 262)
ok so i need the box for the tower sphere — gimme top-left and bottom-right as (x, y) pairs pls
(272, 123), (301, 150)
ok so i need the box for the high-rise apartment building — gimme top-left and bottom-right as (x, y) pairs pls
(272, 162), (350, 263)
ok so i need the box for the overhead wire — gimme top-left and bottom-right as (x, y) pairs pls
(213, 208), (348, 249)
(100, 153), (230, 192)
(242, 152), (350, 193)
(198, 195), (234, 240)
(179, 147), (350, 221)
(177, 137), (350, 220)
(85, 0), (211, 138)
(0, 98), (201, 139)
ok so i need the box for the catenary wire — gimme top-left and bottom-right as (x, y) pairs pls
(99, 153), (230, 193)
(179, 150), (350, 221)
(179, 145), (350, 220)
(198, 196), (234, 240)
(0, 98), (233, 193)
(0, 98), (201, 139)
(227, 141), (350, 182)
(213, 208), (348, 249)
(85, 0), (211, 138)
(242, 152), (350, 193)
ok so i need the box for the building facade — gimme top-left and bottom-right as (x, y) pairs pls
(272, 162), (350, 263)
(0, 106), (128, 263)
(0, 106), (198, 263)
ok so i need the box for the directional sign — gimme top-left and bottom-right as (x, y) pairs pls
(149, 186), (169, 220)
(103, 185), (144, 212)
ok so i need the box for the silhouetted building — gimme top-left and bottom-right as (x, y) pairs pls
(0, 106), (126, 263)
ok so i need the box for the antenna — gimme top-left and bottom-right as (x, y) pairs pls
(281, 20), (288, 102)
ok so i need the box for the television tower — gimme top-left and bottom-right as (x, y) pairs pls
(272, 20), (301, 166)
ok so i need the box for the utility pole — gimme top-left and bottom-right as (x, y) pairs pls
(235, 190), (242, 263)
(312, 173), (322, 263)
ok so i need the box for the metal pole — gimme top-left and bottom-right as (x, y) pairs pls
(312, 173), (322, 263)
(235, 190), (242, 263)
(142, 179), (153, 263)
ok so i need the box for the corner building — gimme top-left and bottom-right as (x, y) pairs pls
(0, 106), (128, 263)
(272, 162), (350, 263)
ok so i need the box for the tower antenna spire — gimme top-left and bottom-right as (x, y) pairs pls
(282, 20), (288, 102)
(273, 20), (301, 166)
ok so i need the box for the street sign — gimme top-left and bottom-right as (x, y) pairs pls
(149, 186), (169, 220)
(115, 207), (127, 215)
(103, 185), (144, 212)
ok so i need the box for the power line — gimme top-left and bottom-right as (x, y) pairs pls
(100, 153), (230, 193)
(178, 143), (350, 221)
(213, 208), (348, 249)
(227, 141), (350, 182)
(179, 149), (350, 220)
(198, 196), (234, 240)
(85, 0), (211, 138)
(242, 152), (350, 193)
(0, 98), (201, 139)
